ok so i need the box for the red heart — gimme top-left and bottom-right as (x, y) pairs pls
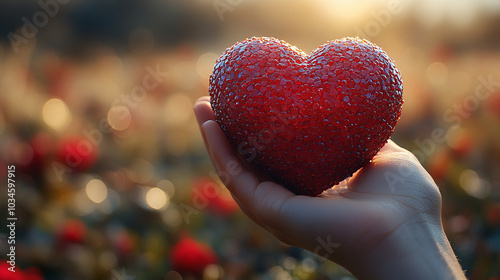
(210, 37), (403, 196)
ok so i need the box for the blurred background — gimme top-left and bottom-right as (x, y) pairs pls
(0, 0), (500, 279)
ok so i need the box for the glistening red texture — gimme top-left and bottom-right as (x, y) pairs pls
(209, 37), (403, 196)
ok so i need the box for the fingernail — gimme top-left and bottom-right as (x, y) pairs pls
(195, 96), (210, 104)
(201, 120), (213, 145)
(201, 121), (217, 165)
(200, 121), (209, 144)
(201, 121), (216, 152)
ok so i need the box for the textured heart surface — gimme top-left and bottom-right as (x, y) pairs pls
(209, 37), (403, 196)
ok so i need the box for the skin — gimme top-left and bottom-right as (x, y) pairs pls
(194, 96), (466, 280)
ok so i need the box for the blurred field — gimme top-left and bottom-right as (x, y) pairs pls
(0, 0), (500, 279)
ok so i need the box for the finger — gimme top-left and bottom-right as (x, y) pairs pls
(201, 120), (262, 207)
(248, 181), (300, 230)
(230, 193), (266, 227)
(263, 194), (365, 251)
(201, 120), (304, 226)
(193, 99), (215, 127)
(194, 96), (277, 183)
(194, 111), (263, 226)
(193, 99), (276, 205)
(193, 100), (216, 167)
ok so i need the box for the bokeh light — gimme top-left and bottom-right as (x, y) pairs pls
(459, 169), (491, 199)
(85, 179), (108, 204)
(107, 105), (132, 131)
(145, 187), (169, 210)
(283, 257), (297, 270)
(204, 264), (223, 280)
(42, 98), (71, 131)
(2, 1), (500, 279)
(300, 257), (318, 273)
(196, 52), (219, 80)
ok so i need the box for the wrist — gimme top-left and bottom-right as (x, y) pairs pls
(345, 218), (465, 280)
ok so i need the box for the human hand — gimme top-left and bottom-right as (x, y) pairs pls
(194, 96), (466, 280)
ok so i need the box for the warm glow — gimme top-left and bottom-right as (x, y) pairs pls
(415, 0), (483, 28)
(86, 179), (108, 203)
(314, 0), (376, 24)
(0, 111), (5, 134)
(204, 264), (223, 279)
(145, 187), (169, 210)
(164, 93), (192, 126)
(427, 62), (448, 87)
(42, 98), (71, 131)
(196, 52), (218, 80)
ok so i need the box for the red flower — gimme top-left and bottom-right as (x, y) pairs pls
(170, 236), (218, 277)
(0, 261), (24, 280)
(58, 219), (87, 244)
